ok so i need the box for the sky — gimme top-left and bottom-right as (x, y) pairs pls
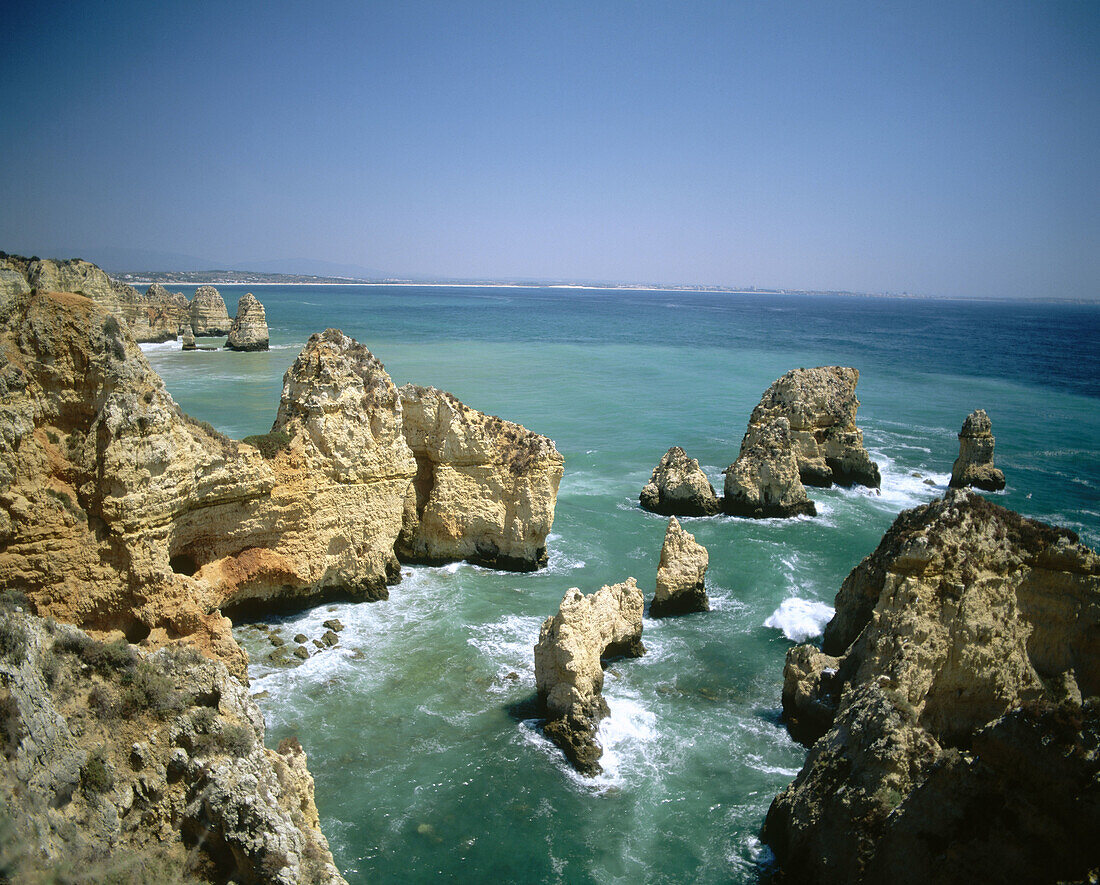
(1, 1), (1097, 298)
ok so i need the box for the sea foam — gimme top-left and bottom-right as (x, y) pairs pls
(764, 597), (833, 642)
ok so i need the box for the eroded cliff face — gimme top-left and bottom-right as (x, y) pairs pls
(0, 608), (345, 885)
(190, 286), (231, 337)
(748, 366), (880, 489)
(723, 417), (817, 518)
(763, 490), (1100, 884)
(396, 385), (564, 571)
(534, 580), (645, 775)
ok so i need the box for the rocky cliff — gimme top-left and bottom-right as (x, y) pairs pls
(639, 446), (721, 516)
(141, 283), (191, 342)
(190, 286), (231, 337)
(227, 293), (270, 352)
(0, 606), (345, 884)
(723, 417), (817, 518)
(534, 580), (645, 774)
(651, 517), (709, 617)
(763, 490), (1100, 884)
(395, 385), (564, 571)
(949, 409), (1006, 491)
(747, 366), (880, 488)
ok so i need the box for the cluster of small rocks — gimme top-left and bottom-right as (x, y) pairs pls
(250, 617), (345, 666)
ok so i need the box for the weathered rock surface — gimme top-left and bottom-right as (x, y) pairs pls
(723, 417), (817, 518)
(763, 490), (1100, 884)
(0, 609), (345, 884)
(949, 409), (1006, 491)
(651, 517), (709, 617)
(182, 323), (197, 350)
(639, 446), (720, 516)
(189, 286), (231, 337)
(140, 283), (191, 342)
(534, 579), (645, 774)
(748, 366), (880, 488)
(227, 292), (270, 352)
(0, 294), (562, 678)
(395, 384), (564, 571)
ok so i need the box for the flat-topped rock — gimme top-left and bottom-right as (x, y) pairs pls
(535, 579), (645, 774)
(723, 417), (816, 518)
(190, 285), (231, 336)
(949, 408), (1005, 491)
(651, 517), (709, 617)
(763, 490), (1100, 884)
(227, 292), (270, 351)
(640, 446), (720, 516)
(748, 366), (880, 488)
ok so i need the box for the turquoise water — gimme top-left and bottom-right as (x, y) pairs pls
(143, 286), (1100, 883)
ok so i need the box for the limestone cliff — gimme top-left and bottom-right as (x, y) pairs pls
(534, 580), (645, 774)
(190, 286), (231, 337)
(639, 446), (720, 516)
(0, 607), (345, 884)
(650, 517), (709, 617)
(140, 283), (191, 342)
(949, 409), (1006, 491)
(227, 293), (270, 352)
(723, 417), (817, 518)
(395, 384), (563, 571)
(763, 490), (1100, 884)
(748, 366), (880, 488)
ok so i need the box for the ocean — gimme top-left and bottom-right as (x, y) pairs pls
(141, 286), (1100, 883)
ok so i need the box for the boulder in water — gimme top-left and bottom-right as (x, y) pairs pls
(640, 446), (720, 516)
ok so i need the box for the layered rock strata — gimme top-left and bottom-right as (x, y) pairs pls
(748, 366), (880, 488)
(949, 409), (1005, 491)
(534, 579), (645, 774)
(227, 292), (270, 352)
(141, 283), (191, 341)
(0, 609), (345, 884)
(189, 285), (231, 336)
(723, 417), (817, 518)
(763, 490), (1100, 884)
(0, 295), (561, 675)
(639, 446), (720, 516)
(394, 384), (564, 571)
(650, 517), (709, 617)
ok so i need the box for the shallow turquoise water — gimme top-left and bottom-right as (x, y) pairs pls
(143, 286), (1099, 883)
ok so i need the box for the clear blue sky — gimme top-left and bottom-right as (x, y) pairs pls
(1, 1), (1097, 298)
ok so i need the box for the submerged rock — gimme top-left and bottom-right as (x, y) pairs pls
(227, 292), (270, 351)
(949, 408), (1006, 491)
(394, 384), (564, 571)
(723, 417), (817, 518)
(763, 490), (1100, 884)
(650, 517), (709, 617)
(534, 579), (645, 774)
(639, 446), (721, 516)
(0, 611), (346, 884)
(748, 366), (880, 488)
(190, 285), (231, 336)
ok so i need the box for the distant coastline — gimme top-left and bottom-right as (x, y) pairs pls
(111, 269), (1097, 304)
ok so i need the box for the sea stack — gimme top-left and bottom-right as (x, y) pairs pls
(141, 283), (191, 341)
(394, 384), (564, 571)
(534, 579), (645, 775)
(640, 446), (721, 516)
(762, 490), (1100, 884)
(227, 292), (270, 351)
(181, 323), (196, 350)
(650, 517), (709, 617)
(723, 417), (816, 518)
(190, 285), (231, 336)
(949, 409), (1006, 491)
(747, 366), (880, 488)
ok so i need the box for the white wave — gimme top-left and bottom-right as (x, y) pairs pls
(764, 597), (833, 642)
(465, 613), (543, 692)
(138, 340), (183, 352)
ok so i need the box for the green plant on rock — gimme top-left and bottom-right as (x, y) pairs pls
(81, 746), (114, 795)
(241, 430), (291, 459)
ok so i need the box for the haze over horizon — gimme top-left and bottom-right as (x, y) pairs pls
(2, 1), (1097, 299)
